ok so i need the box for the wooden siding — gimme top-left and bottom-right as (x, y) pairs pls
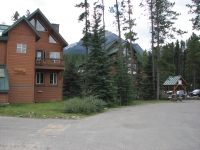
(0, 93), (8, 103)
(34, 86), (62, 102)
(0, 42), (7, 64)
(8, 86), (34, 103)
(6, 21), (36, 103)
(7, 21), (35, 84)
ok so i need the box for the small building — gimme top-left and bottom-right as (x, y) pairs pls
(163, 75), (187, 95)
(0, 9), (68, 103)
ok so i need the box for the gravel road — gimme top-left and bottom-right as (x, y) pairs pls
(0, 100), (200, 150)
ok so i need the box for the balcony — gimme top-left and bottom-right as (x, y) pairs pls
(35, 58), (65, 70)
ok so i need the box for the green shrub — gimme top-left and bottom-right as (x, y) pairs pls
(65, 96), (107, 114)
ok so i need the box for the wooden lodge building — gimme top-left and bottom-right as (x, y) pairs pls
(0, 9), (68, 103)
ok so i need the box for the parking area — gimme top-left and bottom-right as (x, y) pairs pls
(0, 100), (200, 150)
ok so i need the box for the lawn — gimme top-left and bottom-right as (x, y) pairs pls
(0, 100), (170, 119)
(0, 101), (85, 119)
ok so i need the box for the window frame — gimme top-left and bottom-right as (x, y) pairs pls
(17, 43), (27, 53)
(50, 73), (57, 85)
(36, 72), (44, 84)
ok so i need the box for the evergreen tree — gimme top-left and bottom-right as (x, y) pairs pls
(75, 0), (91, 60)
(133, 54), (143, 99)
(63, 54), (82, 98)
(185, 33), (200, 90)
(11, 11), (20, 22)
(142, 52), (155, 100)
(174, 40), (184, 76)
(160, 42), (176, 83)
(76, 0), (91, 94)
(186, 0), (200, 30)
(110, 1), (133, 104)
(114, 55), (132, 105)
(121, 0), (137, 77)
(86, 6), (117, 104)
(141, 0), (186, 100)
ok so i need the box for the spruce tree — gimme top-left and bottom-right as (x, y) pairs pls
(11, 11), (20, 22)
(63, 55), (82, 98)
(142, 52), (156, 100)
(86, 5), (117, 105)
(185, 33), (200, 90)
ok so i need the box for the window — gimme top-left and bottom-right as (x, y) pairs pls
(0, 29), (3, 36)
(30, 19), (47, 31)
(50, 73), (57, 85)
(50, 52), (60, 63)
(50, 52), (60, 59)
(49, 35), (58, 43)
(17, 44), (26, 53)
(36, 72), (44, 84)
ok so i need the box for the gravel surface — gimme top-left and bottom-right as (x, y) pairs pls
(0, 100), (200, 150)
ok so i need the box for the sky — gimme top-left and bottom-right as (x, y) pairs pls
(0, 0), (199, 51)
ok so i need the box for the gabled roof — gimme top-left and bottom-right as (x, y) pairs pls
(2, 16), (41, 41)
(0, 65), (9, 93)
(105, 40), (118, 51)
(27, 8), (68, 47)
(163, 75), (187, 85)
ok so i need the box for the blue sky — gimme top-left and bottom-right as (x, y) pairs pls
(1, 0), (199, 51)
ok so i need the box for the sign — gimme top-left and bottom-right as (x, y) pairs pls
(14, 68), (26, 74)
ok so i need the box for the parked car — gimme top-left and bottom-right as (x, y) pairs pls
(177, 90), (184, 97)
(189, 89), (200, 97)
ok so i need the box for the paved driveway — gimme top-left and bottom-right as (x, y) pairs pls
(0, 100), (200, 150)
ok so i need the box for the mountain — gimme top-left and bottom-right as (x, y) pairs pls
(64, 31), (144, 55)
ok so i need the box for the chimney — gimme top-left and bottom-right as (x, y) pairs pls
(52, 23), (59, 32)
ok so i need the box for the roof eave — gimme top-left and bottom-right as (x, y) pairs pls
(0, 36), (9, 41)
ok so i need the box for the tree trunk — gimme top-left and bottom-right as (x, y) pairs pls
(150, 0), (155, 96)
(102, 0), (106, 51)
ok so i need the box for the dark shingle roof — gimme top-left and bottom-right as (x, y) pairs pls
(2, 16), (41, 41)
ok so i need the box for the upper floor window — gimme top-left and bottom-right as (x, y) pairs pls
(50, 52), (60, 59)
(30, 18), (47, 31)
(49, 35), (58, 43)
(17, 43), (26, 53)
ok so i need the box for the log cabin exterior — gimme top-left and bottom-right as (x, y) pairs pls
(0, 9), (68, 103)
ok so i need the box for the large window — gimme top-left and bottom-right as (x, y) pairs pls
(36, 72), (44, 84)
(17, 44), (26, 53)
(50, 73), (57, 85)
(30, 19), (47, 31)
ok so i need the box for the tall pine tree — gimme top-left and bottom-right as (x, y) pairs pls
(86, 5), (117, 105)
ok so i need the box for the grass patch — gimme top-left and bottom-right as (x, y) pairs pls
(0, 101), (85, 119)
(0, 99), (170, 119)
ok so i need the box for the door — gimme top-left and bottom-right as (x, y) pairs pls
(36, 50), (43, 64)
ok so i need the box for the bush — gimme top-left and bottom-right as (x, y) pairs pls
(65, 96), (107, 114)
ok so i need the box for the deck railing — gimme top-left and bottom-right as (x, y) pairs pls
(35, 58), (65, 66)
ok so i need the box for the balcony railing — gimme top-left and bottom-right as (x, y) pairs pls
(35, 58), (65, 66)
